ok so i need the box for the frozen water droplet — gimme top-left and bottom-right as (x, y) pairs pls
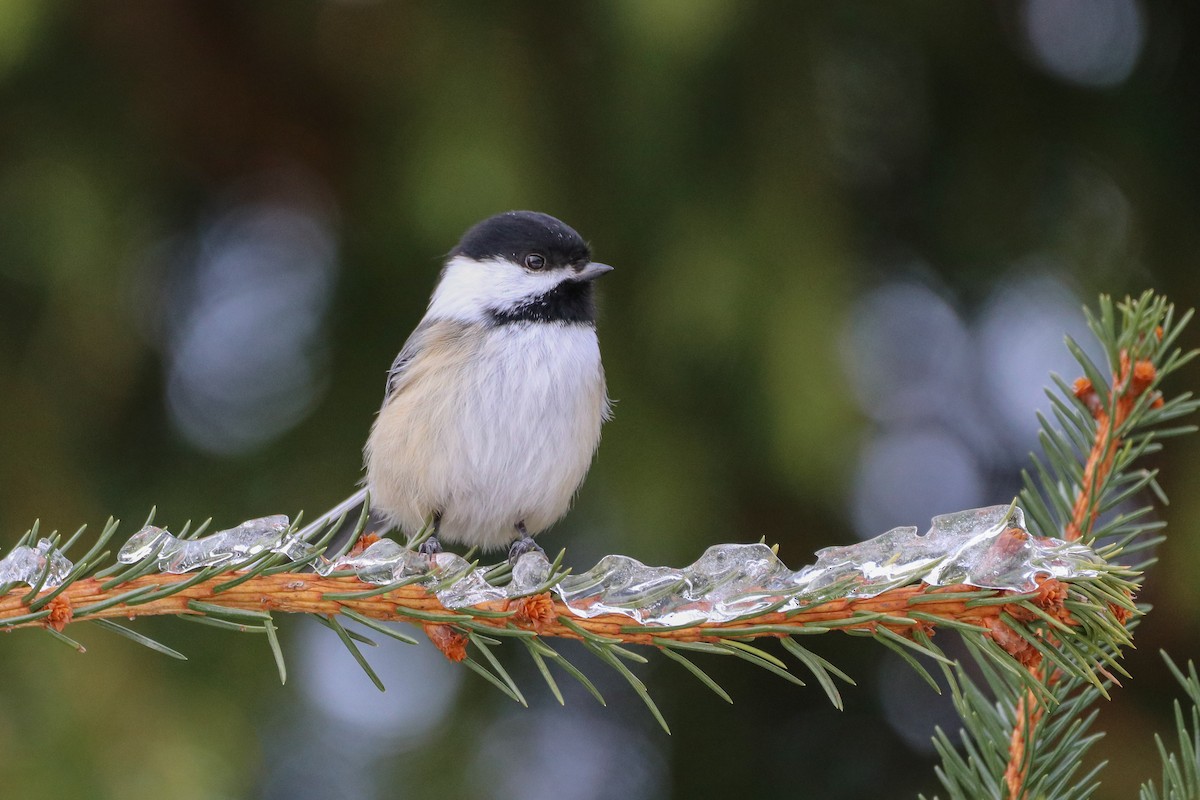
(684, 543), (796, 621)
(118, 526), (175, 563)
(795, 523), (947, 599)
(436, 568), (507, 608)
(278, 535), (312, 562)
(114, 515), (318, 575)
(430, 552), (473, 579)
(0, 538), (74, 589)
(558, 555), (687, 623)
(923, 505), (1098, 590)
(161, 515), (299, 573)
(508, 551), (552, 594)
(558, 545), (801, 625)
(319, 539), (431, 584)
(428, 552), (510, 607)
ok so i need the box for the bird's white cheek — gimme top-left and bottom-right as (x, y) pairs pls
(426, 256), (566, 323)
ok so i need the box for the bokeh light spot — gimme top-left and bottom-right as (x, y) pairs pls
(1021, 0), (1145, 88)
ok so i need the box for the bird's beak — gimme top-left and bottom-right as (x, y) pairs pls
(573, 262), (614, 282)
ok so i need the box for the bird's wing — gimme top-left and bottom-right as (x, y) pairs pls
(382, 320), (435, 406)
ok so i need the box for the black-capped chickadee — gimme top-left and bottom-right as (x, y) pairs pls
(359, 210), (613, 560)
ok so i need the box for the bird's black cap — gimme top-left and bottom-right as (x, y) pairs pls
(451, 210), (591, 269)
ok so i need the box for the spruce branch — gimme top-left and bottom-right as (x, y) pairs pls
(0, 568), (1107, 652)
(0, 520), (1127, 737)
(925, 292), (1197, 800)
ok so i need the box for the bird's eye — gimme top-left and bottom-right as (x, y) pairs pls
(524, 253), (547, 271)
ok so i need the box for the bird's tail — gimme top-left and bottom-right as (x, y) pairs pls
(296, 487), (391, 556)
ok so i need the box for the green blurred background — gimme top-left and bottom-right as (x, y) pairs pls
(1, 2), (1198, 798)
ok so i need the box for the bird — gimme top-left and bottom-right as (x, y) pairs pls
(357, 210), (613, 561)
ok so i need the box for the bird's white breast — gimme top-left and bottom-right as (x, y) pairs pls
(365, 320), (608, 550)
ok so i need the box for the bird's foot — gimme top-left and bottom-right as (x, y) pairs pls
(508, 528), (545, 564)
(415, 511), (443, 555)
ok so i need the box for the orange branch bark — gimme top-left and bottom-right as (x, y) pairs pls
(0, 570), (1067, 659)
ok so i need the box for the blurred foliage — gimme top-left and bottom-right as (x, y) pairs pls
(1, 2), (1198, 798)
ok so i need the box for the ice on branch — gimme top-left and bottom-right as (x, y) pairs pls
(318, 538), (425, 584)
(793, 505), (1103, 596)
(319, 539), (552, 608)
(556, 505), (1105, 625)
(0, 538), (73, 588)
(108, 504), (1103, 622)
(117, 515), (314, 573)
(115, 515), (555, 609)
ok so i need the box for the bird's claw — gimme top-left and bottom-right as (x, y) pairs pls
(416, 536), (443, 555)
(508, 535), (544, 563)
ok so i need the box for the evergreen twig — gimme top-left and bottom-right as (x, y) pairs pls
(924, 292), (1197, 800)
